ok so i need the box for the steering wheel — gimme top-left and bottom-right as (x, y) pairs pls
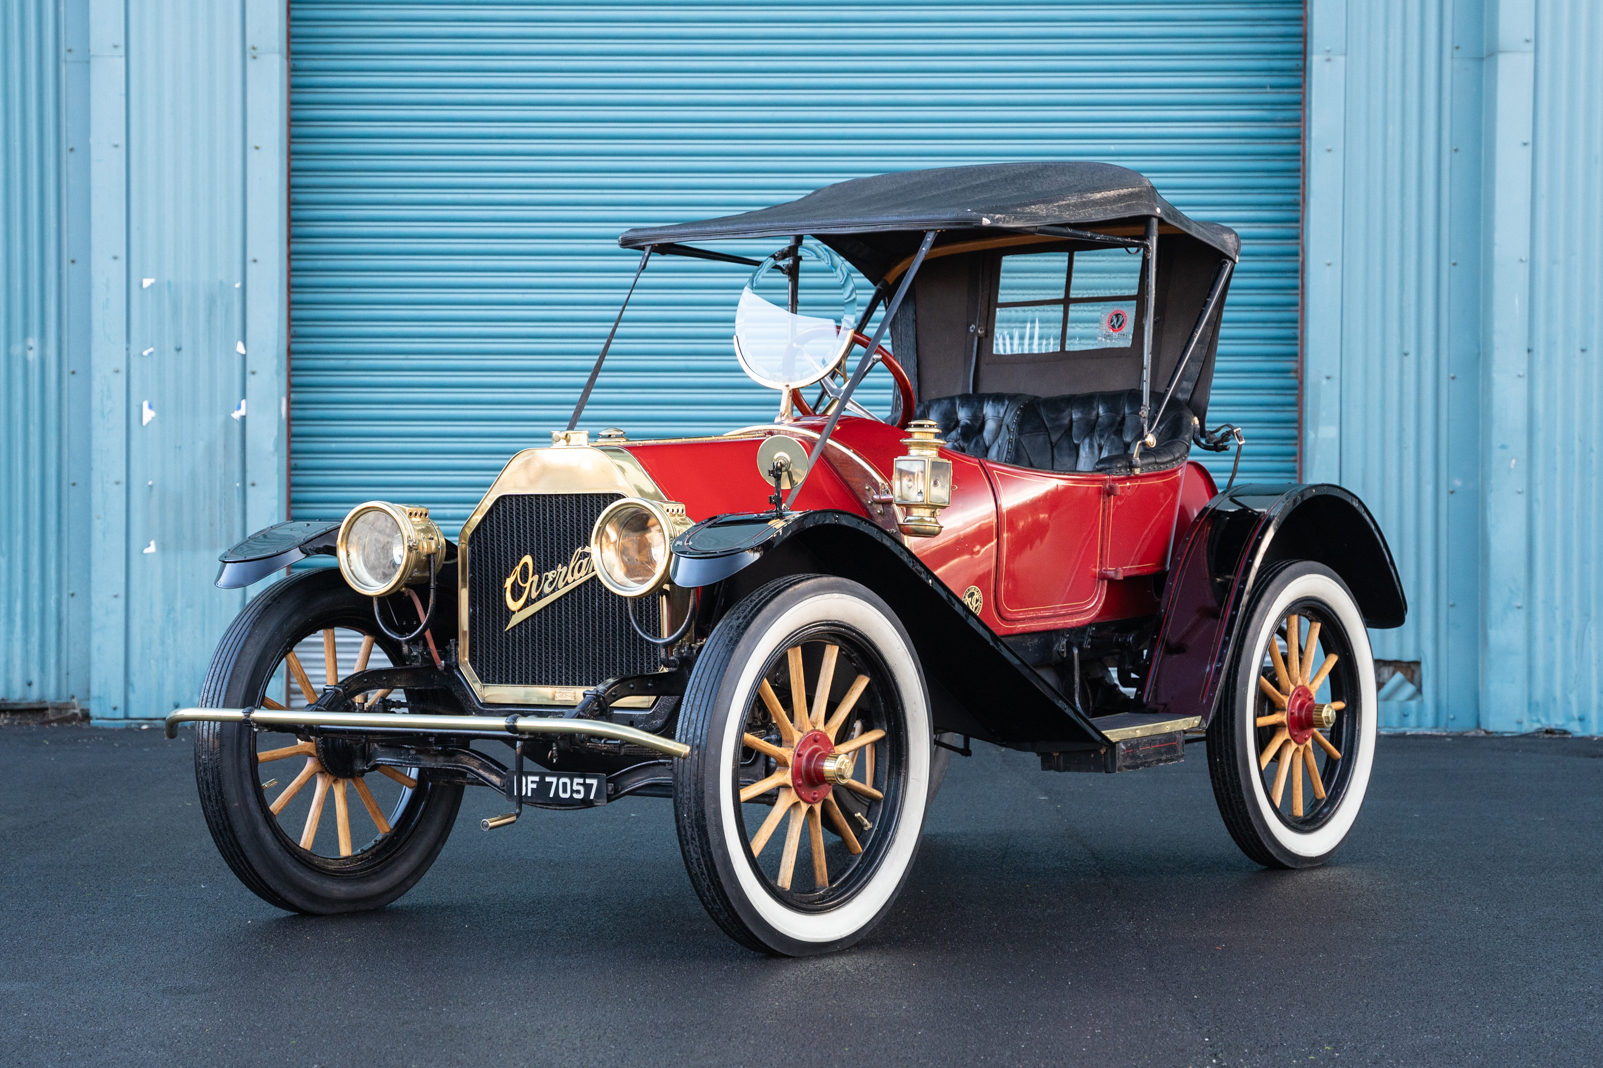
(789, 331), (917, 429)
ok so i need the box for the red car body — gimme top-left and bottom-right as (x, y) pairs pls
(622, 418), (1217, 638)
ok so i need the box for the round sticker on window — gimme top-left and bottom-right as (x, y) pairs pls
(1103, 308), (1129, 335)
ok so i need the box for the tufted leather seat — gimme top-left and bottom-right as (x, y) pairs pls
(912, 393), (1034, 463)
(914, 389), (1196, 475)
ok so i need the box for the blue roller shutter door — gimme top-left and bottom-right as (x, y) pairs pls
(288, 1), (1304, 533)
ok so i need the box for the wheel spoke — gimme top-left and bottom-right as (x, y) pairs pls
(333, 778), (353, 856)
(301, 772), (331, 848)
(823, 675), (871, 741)
(1270, 740), (1295, 806)
(1312, 730), (1343, 761)
(351, 634), (377, 704)
(1256, 713), (1286, 728)
(1258, 728), (1289, 771)
(833, 728), (885, 756)
(256, 741), (314, 764)
(375, 765), (417, 789)
(1303, 744), (1327, 800)
(1257, 675), (1287, 708)
(284, 651), (318, 706)
(270, 756), (322, 814)
(259, 696), (287, 711)
(822, 794), (862, 855)
(810, 644), (840, 730)
(1291, 744), (1305, 816)
(742, 733), (790, 764)
(758, 680), (796, 745)
(777, 803), (806, 890)
(323, 628), (339, 687)
(750, 788), (796, 857)
(351, 776), (391, 834)
(1267, 633), (1292, 694)
(740, 768), (790, 804)
(840, 777), (883, 802)
(787, 647), (810, 735)
(354, 634), (375, 674)
(1285, 615), (1301, 683)
(1309, 653), (1339, 693)
(807, 804), (828, 889)
(1301, 622), (1322, 685)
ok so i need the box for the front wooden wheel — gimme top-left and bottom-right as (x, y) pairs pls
(1207, 562), (1377, 869)
(674, 575), (931, 955)
(252, 628), (416, 861)
(194, 570), (462, 913)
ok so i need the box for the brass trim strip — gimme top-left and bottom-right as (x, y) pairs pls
(164, 707), (690, 758)
(1099, 715), (1202, 742)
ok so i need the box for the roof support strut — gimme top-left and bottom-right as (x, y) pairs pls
(568, 245), (654, 431)
(1151, 257), (1234, 433)
(1137, 216), (1159, 449)
(783, 229), (939, 507)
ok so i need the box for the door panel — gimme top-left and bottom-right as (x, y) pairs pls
(1103, 467), (1187, 577)
(986, 464), (1105, 618)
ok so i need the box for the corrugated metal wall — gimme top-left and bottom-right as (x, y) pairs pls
(1527, 0), (1602, 735)
(116, 0), (253, 717)
(0, 1), (71, 705)
(1306, 0), (1466, 730)
(287, 0), (1306, 536)
(1306, 0), (1600, 732)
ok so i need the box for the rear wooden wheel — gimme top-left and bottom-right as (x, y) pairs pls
(1207, 562), (1376, 869)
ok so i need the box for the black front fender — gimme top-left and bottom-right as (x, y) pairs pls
(1141, 483), (1406, 726)
(216, 521), (341, 588)
(672, 510), (1107, 749)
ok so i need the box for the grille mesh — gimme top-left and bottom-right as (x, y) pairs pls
(466, 493), (660, 688)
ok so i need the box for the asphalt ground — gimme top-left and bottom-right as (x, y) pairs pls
(1, 726), (1599, 1068)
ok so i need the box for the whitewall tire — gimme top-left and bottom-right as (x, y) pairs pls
(1206, 562), (1377, 868)
(673, 575), (931, 955)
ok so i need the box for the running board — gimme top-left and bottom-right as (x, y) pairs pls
(163, 707), (690, 759)
(1039, 713), (1199, 774)
(1093, 712), (1202, 742)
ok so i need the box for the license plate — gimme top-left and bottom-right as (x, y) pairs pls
(511, 771), (607, 807)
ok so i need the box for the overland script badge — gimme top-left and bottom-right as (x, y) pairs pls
(503, 547), (595, 631)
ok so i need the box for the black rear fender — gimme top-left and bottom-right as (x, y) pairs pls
(672, 511), (1105, 749)
(1142, 483), (1406, 726)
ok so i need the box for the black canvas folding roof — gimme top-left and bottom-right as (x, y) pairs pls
(618, 162), (1239, 282)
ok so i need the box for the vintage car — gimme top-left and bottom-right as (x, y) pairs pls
(171, 162), (1406, 956)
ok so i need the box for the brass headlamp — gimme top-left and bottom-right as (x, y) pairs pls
(590, 497), (692, 598)
(336, 501), (445, 598)
(891, 419), (953, 537)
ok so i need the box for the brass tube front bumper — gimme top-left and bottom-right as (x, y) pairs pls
(164, 707), (691, 758)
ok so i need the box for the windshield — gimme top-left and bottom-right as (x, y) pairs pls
(732, 240), (858, 391)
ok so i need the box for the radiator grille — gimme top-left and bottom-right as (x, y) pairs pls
(465, 493), (660, 689)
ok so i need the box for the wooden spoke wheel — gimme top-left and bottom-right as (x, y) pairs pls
(736, 634), (887, 899)
(194, 569), (462, 914)
(1207, 562), (1377, 869)
(254, 627), (415, 861)
(674, 576), (931, 956)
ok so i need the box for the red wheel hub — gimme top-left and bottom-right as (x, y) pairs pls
(790, 730), (836, 805)
(1285, 685), (1318, 744)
